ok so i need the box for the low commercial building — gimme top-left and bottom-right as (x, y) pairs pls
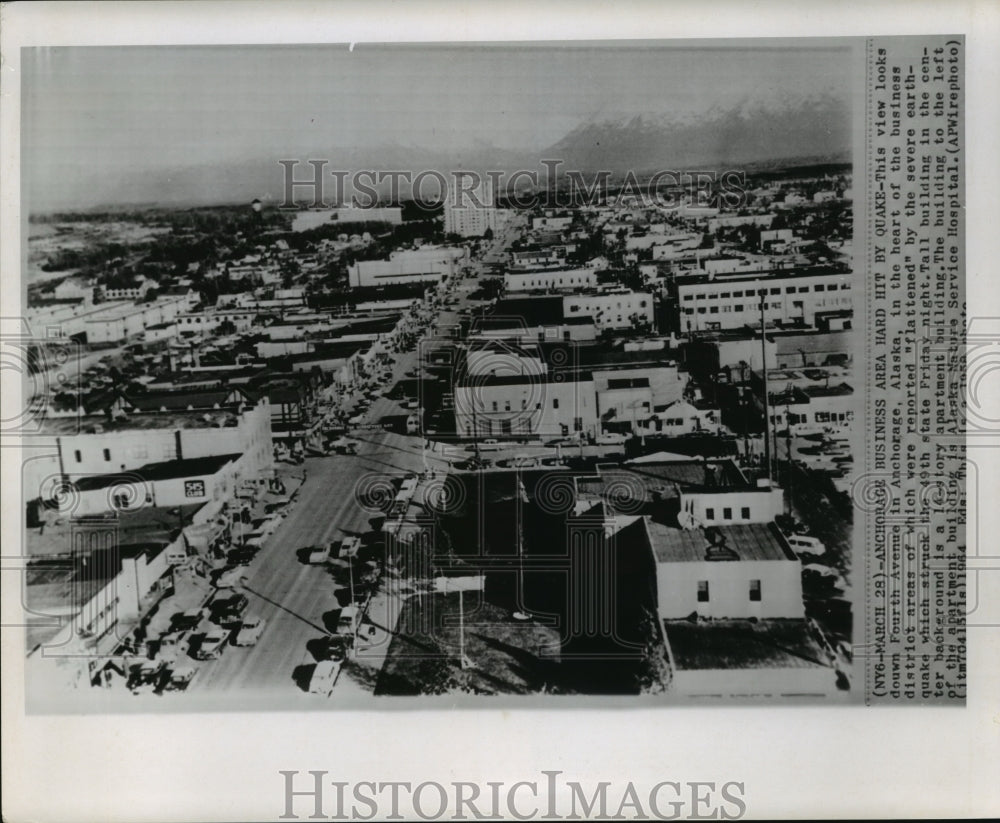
(40, 398), (274, 491)
(84, 296), (188, 345)
(67, 453), (244, 517)
(563, 290), (655, 331)
(641, 399), (721, 436)
(530, 212), (573, 232)
(454, 371), (598, 439)
(508, 245), (575, 270)
(567, 460), (836, 697)
(347, 246), (468, 288)
(503, 267), (597, 293)
(292, 206), (403, 232)
(662, 618), (836, 698)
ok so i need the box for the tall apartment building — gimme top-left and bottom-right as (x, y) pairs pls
(443, 176), (514, 237)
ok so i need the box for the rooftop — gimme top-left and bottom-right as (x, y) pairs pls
(39, 409), (246, 435)
(72, 454), (240, 492)
(645, 519), (795, 563)
(675, 264), (850, 288)
(663, 619), (832, 671)
(576, 460), (749, 497)
(457, 369), (594, 388)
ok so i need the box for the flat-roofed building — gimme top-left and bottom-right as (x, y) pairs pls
(32, 398), (274, 501)
(66, 453), (244, 517)
(454, 371), (598, 439)
(504, 267), (597, 293)
(676, 267), (852, 332)
(348, 246), (468, 288)
(563, 290), (655, 331)
(509, 245), (575, 270)
(84, 295), (188, 344)
(292, 207), (403, 232)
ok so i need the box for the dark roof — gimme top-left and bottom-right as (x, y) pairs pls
(664, 619), (832, 671)
(291, 340), (368, 359)
(125, 388), (249, 412)
(646, 520), (795, 563)
(606, 376), (650, 390)
(802, 383), (853, 398)
(571, 345), (681, 369)
(612, 460), (748, 490)
(488, 296), (564, 327)
(458, 369), (593, 388)
(72, 454), (240, 492)
(674, 264), (849, 287)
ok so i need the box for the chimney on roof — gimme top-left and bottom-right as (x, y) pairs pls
(702, 458), (716, 487)
(704, 527), (739, 561)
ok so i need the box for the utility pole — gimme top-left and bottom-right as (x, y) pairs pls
(785, 396), (794, 514)
(459, 587), (468, 668)
(470, 390), (481, 462)
(759, 294), (772, 482)
(740, 361), (750, 460)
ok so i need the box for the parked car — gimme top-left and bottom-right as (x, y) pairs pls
(478, 439), (502, 451)
(216, 567), (247, 589)
(332, 438), (358, 455)
(234, 616), (266, 646)
(339, 536), (362, 559)
(211, 593), (248, 624)
(196, 627), (230, 660)
(336, 605), (361, 636)
(128, 659), (166, 691)
(167, 664), (198, 691)
(308, 660), (343, 695)
(172, 607), (209, 632)
(596, 432), (628, 445)
(787, 534), (827, 556)
(227, 547), (257, 566)
(306, 544), (331, 564)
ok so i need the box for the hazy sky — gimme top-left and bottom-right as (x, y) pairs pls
(22, 43), (851, 209)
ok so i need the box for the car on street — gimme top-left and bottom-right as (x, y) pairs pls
(211, 593), (249, 624)
(316, 635), (350, 661)
(195, 627), (231, 660)
(234, 616), (267, 646)
(596, 432), (628, 445)
(307, 660), (343, 695)
(167, 664), (198, 691)
(128, 659), (166, 692)
(216, 567), (247, 589)
(786, 534), (827, 556)
(476, 439), (502, 451)
(306, 544), (331, 564)
(339, 536), (362, 559)
(332, 438), (358, 455)
(172, 606), (209, 632)
(227, 547), (257, 566)
(336, 605), (361, 636)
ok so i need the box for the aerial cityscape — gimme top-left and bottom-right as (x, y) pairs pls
(18, 44), (857, 707)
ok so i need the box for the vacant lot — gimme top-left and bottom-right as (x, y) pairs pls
(375, 592), (565, 696)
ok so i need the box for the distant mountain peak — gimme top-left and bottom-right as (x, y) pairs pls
(546, 90), (849, 173)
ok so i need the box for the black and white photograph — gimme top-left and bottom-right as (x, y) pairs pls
(1, 2), (995, 821)
(16, 38), (864, 709)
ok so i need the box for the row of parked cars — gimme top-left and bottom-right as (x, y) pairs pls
(153, 506), (292, 691)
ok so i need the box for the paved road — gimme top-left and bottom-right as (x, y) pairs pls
(185, 222), (529, 701)
(187, 428), (431, 700)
